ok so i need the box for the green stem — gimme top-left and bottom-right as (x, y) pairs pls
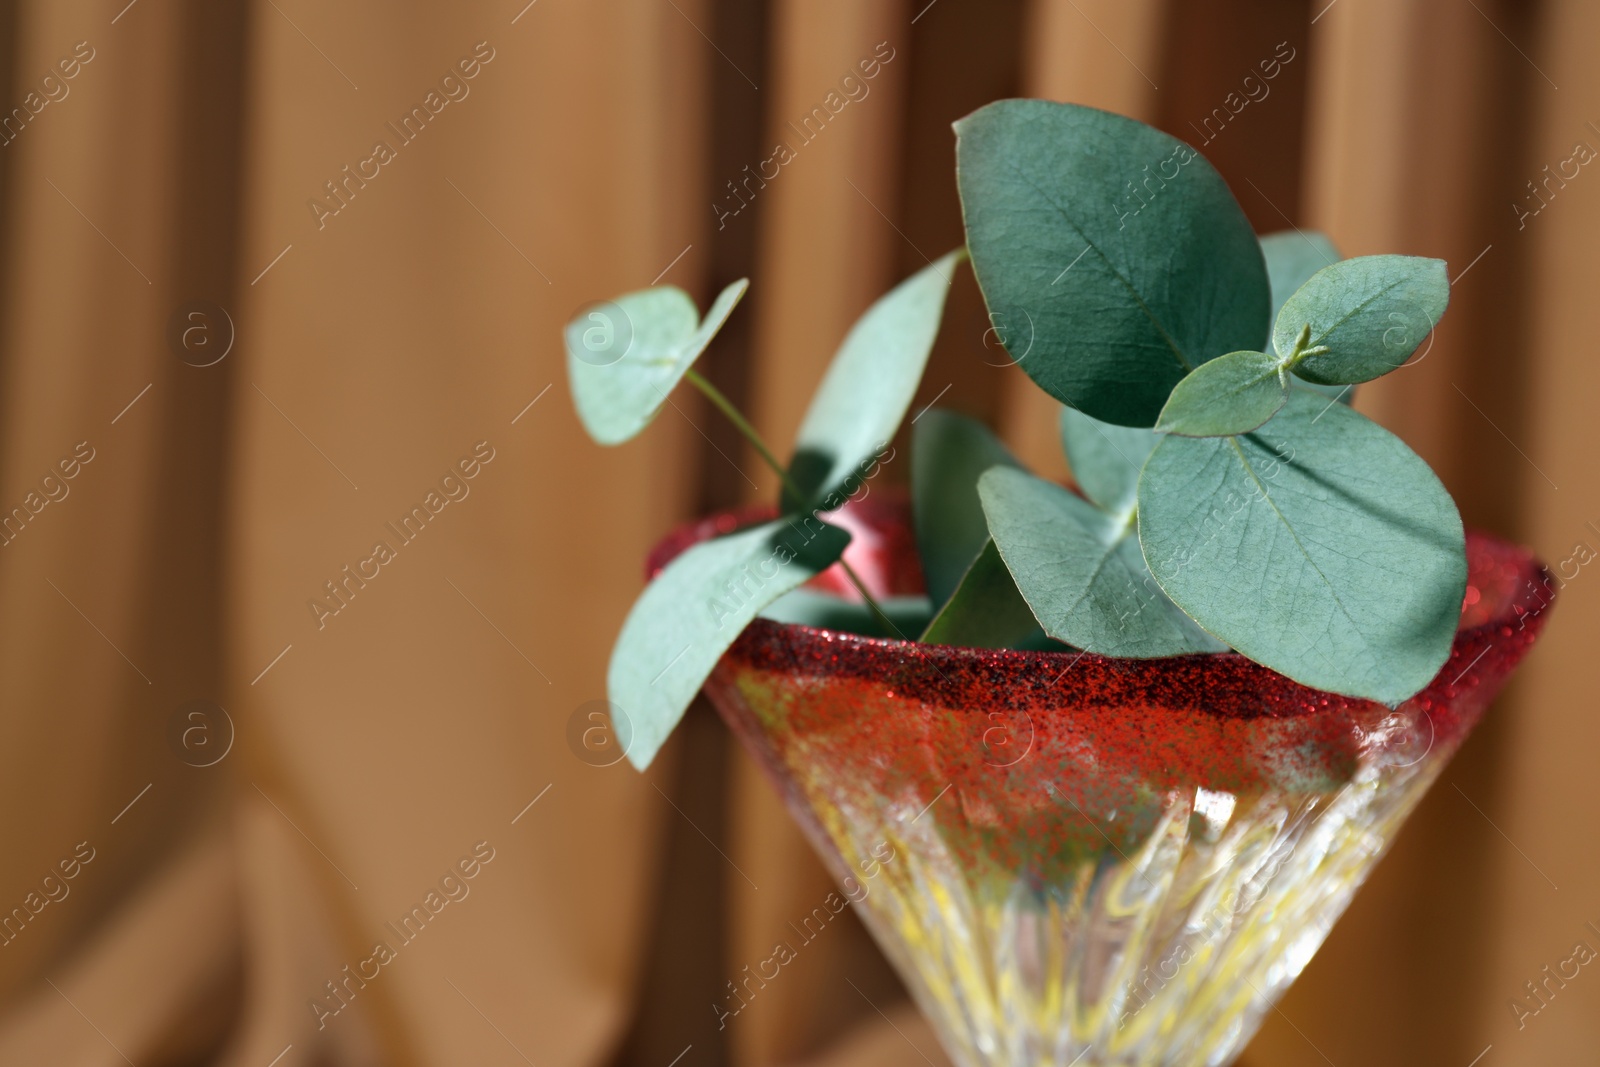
(685, 368), (798, 499)
(1282, 322), (1330, 373)
(683, 367), (900, 636)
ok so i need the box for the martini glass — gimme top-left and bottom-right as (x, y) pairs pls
(650, 494), (1551, 1067)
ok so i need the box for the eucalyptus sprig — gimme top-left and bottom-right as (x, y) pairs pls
(950, 100), (1462, 704)
(562, 98), (1468, 770)
(565, 251), (962, 767)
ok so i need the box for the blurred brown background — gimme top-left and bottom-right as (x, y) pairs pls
(0, 0), (1592, 1064)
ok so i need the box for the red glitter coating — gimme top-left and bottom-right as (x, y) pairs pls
(650, 492), (1551, 870)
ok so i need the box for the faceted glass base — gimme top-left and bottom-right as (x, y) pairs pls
(655, 496), (1550, 1067)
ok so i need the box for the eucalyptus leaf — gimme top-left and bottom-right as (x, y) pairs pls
(610, 517), (851, 768)
(1276, 255), (1449, 386)
(912, 409), (1022, 608)
(921, 538), (1043, 649)
(1295, 379), (1357, 406)
(955, 99), (1269, 426)
(979, 467), (1225, 657)
(1155, 350), (1289, 438)
(1059, 407), (1161, 515)
(1261, 230), (1340, 322)
(1137, 391), (1466, 704)
(566, 279), (749, 445)
(786, 251), (964, 511)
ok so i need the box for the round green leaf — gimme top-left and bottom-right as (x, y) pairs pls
(1155, 350), (1289, 438)
(979, 467), (1225, 657)
(565, 278), (748, 445)
(955, 99), (1269, 426)
(609, 517), (850, 769)
(911, 409), (1021, 608)
(1275, 255), (1449, 386)
(1294, 378), (1357, 406)
(786, 251), (963, 511)
(1138, 392), (1466, 704)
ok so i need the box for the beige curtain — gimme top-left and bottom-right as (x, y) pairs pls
(734, 4), (924, 1061)
(0, 1), (1591, 1064)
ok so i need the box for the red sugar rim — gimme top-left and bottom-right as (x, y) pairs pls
(650, 490), (1552, 725)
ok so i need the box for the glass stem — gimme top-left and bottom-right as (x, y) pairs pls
(683, 368), (899, 635)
